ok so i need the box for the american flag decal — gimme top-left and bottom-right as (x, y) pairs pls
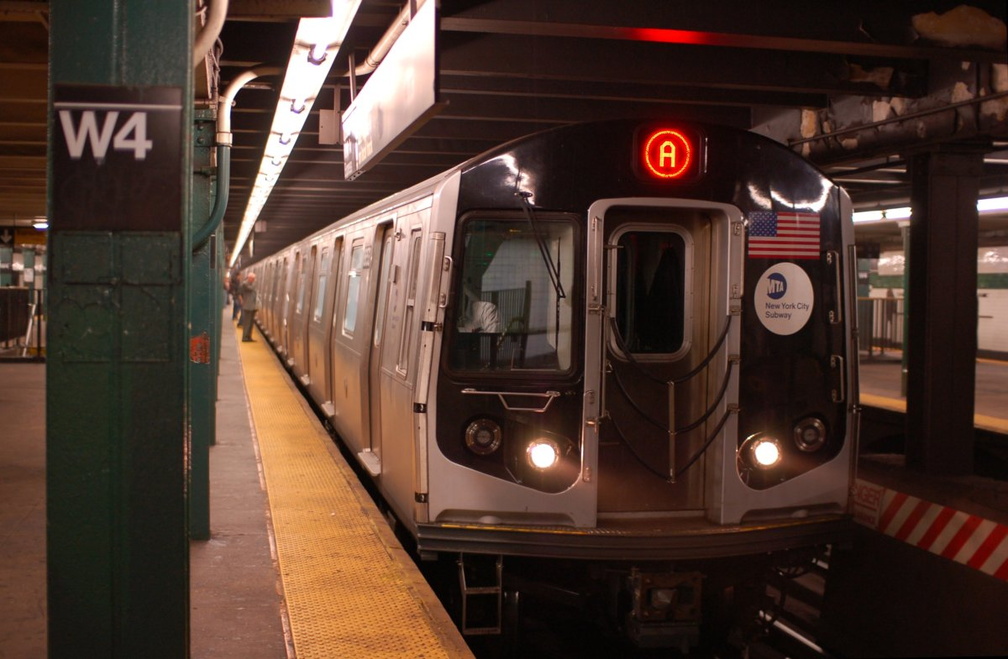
(747, 210), (821, 260)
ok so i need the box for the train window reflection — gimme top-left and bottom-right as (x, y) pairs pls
(295, 256), (307, 315)
(614, 230), (685, 354)
(343, 242), (364, 335)
(313, 247), (331, 322)
(449, 216), (576, 373)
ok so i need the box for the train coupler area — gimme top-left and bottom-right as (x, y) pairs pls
(626, 568), (703, 650)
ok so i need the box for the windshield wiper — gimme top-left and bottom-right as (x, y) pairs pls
(517, 190), (566, 300)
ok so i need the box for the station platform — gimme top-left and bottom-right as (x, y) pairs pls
(1, 318), (1005, 657)
(0, 312), (472, 658)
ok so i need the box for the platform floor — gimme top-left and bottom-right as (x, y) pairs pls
(859, 350), (1008, 435)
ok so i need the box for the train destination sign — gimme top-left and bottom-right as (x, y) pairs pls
(638, 126), (703, 181)
(52, 85), (183, 232)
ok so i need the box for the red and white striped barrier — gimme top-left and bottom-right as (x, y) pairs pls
(853, 478), (1008, 581)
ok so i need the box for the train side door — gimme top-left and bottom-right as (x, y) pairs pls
(366, 224), (395, 468)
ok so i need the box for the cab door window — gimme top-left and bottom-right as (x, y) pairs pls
(613, 229), (687, 356)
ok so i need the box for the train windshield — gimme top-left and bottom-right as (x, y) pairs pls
(448, 215), (577, 373)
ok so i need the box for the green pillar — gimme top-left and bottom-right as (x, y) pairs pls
(23, 248), (35, 288)
(189, 109), (216, 540)
(47, 1), (191, 657)
(0, 243), (11, 286)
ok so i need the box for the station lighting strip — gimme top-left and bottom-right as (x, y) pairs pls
(852, 195), (1008, 224)
(229, 1), (362, 268)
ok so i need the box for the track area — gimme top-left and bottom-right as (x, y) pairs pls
(236, 324), (471, 658)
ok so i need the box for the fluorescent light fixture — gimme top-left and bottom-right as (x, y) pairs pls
(853, 206), (911, 223)
(853, 196), (1008, 224)
(978, 195), (1008, 214)
(32, 218), (48, 230)
(229, 0), (362, 268)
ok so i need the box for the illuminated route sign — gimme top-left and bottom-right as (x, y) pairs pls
(637, 126), (704, 181)
(52, 85), (183, 231)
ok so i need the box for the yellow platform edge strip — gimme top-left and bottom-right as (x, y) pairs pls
(860, 392), (1008, 434)
(236, 327), (472, 659)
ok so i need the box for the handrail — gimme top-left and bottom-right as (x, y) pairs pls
(461, 387), (561, 413)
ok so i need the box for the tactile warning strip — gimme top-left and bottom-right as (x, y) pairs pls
(237, 327), (472, 658)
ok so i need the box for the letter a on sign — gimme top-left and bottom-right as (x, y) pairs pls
(641, 127), (698, 180)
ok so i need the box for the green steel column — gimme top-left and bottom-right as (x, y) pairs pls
(47, 1), (192, 657)
(0, 244), (11, 286)
(189, 110), (215, 539)
(23, 248), (36, 288)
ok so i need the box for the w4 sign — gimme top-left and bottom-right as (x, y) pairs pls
(58, 109), (155, 162)
(52, 85), (183, 232)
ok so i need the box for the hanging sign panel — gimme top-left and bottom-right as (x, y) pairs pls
(341, 0), (442, 180)
(52, 84), (183, 231)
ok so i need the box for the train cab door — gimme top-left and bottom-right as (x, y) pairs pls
(587, 199), (742, 516)
(365, 223), (395, 473)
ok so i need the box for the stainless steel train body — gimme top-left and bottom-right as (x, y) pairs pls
(248, 119), (859, 643)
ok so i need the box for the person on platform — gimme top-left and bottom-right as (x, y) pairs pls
(239, 272), (259, 342)
(229, 271), (242, 323)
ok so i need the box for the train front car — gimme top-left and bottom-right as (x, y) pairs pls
(419, 119), (858, 646)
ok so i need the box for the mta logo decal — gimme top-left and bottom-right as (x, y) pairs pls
(766, 273), (787, 299)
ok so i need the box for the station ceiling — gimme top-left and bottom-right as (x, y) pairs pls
(2, 1), (1006, 259)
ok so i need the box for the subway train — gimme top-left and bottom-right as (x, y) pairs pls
(245, 119), (859, 649)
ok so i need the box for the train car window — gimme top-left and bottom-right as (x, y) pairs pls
(280, 257), (291, 320)
(313, 247), (331, 322)
(613, 230), (686, 355)
(373, 232), (394, 348)
(448, 216), (576, 373)
(295, 256), (308, 316)
(329, 237), (343, 328)
(343, 241), (365, 336)
(397, 228), (423, 375)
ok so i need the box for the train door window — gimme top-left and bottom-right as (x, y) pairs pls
(295, 250), (309, 315)
(397, 228), (423, 376)
(612, 228), (687, 357)
(343, 240), (365, 336)
(313, 246), (331, 323)
(373, 230), (394, 348)
(329, 237), (344, 329)
(266, 262), (274, 306)
(280, 257), (291, 320)
(448, 214), (577, 373)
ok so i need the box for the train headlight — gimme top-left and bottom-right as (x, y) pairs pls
(526, 438), (561, 471)
(794, 417), (827, 452)
(465, 418), (502, 456)
(741, 434), (783, 470)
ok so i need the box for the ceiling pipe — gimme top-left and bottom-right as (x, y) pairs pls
(193, 0), (228, 68)
(347, 0), (425, 84)
(192, 66), (281, 252)
(790, 90), (1008, 147)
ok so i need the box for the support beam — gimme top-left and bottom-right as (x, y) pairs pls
(904, 148), (984, 475)
(189, 110), (217, 540)
(47, 1), (191, 656)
